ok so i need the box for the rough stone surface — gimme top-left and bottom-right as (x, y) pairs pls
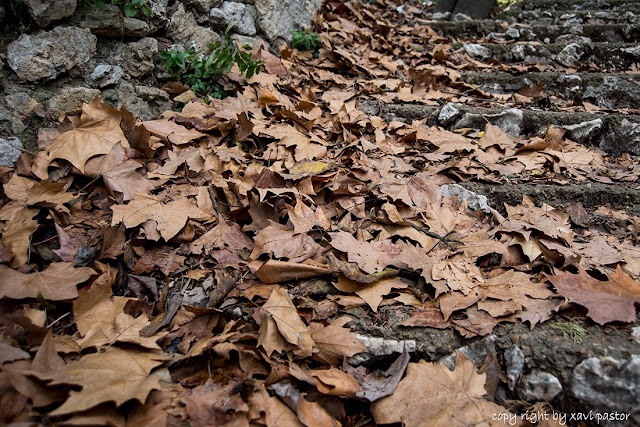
(463, 43), (491, 59)
(0, 137), (24, 167)
(254, 0), (322, 43)
(71, 3), (123, 37)
(210, 2), (258, 36)
(188, 0), (223, 12)
(48, 87), (101, 113)
(600, 119), (640, 156)
(441, 183), (490, 213)
(438, 103), (461, 126)
(168, 3), (221, 53)
(24, 0), (77, 27)
(561, 119), (603, 143)
(571, 356), (640, 422)
(455, 108), (523, 137)
(349, 335), (416, 365)
(583, 76), (640, 109)
(123, 18), (152, 37)
(505, 345), (525, 391)
(117, 38), (158, 79)
(440, 335), (496, 370)
(518, 372), (563, 402)
(104, 81), (172, 121)
(6, 27), (97, 82)
(556, 43), (584, 67)
(91, 64), (124, 88)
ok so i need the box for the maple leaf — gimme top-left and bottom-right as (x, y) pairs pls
(258, 287), (314, 358)
(371, 352), (517, 426)
(35, 347), (166, 416)
(0, 262), (95, 300)
(0, 206), (38, 266)
(111, 194), (209, 241)
(251, 222), (324, 263)
(46, 99), (129, 173)
(547, 266), (640, 325)
(309, 317), (368, 365)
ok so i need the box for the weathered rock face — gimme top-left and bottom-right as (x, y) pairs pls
(48, 87), (102, 114)
(23, 0), (77, 27)
(0, 137), (24, 167)
(210, 2), (258, 36)
(572, 356), (640, 424)
(584, 76), (640, 109)
(254, 0), (322, 43)
(71, 3), (124, 38)
(168, 3), (221, 53)
(117, 37), (158, 79)
(7, 27), (97, 82)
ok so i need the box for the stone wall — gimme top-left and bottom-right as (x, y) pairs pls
(0, 0), (321, 156)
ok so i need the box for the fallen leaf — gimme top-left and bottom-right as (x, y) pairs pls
(0, 262), (95, 300)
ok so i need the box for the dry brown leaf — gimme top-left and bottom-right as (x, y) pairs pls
(0, 262), (95, 300)
(34, 347), (166, 415)
(547, 266), (640, 325)
(309, 317), (368, 365)
(259, 287), (314, 357)
(111, 194), (209, 241)
(371, 352), (516, 426)
(0, 206), (38, 266)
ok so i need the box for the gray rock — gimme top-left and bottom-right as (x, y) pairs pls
(455, 108), (523, 137)
(24, 0), (76, 27)
(632, 327), (640, 343)
(210, 2), (257, 36)
(91, 64), (124, 88)
(168, 3), (220, 53)
(105, 81), (172, 121)
(123, 18), (152, 37)
(556, 43), (584, 67)
(48, 87), (101, 113)
(463, 43), (491, 59)
(558, 74), (583, 100)
(3, 93), (46, 135)
(561, 119), (603, 144)
(231, 34), (268, 50)
(72, 3), (123, 37)
(519, 372), (563, 402)
(583, 76), (640, 109)
(187, 0), (223, 12)
(349, 334), (415, 365)
(441, 184), (490, 213)
(440, 335), (496, 370)
(511, 44), (526, 61)
(555, 34), (591, 45)
(0, 137), (23, 167)
(452, 13), (472, 22)
(600, 119), (640, 156)
(572, 356), (640, 422)
(117, 37), (158, 78)
(621, 45), (640, 57)
(432, 12), (451, 20)
(438, 103), (460, 126)
(7, 27), (97, 82)
(505, 28), (520, 39)
(505, 345), (525, 391)
(254, 0), (322, 43)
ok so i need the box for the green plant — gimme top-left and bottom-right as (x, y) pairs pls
(78, 0), (152, 17)
(550, 322), (586, 343)
(159, 22), (262, 102)
(292, 30), (322, 52)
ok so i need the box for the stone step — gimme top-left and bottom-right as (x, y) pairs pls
(514, 0), (640, 11)
(456, 42), (640, 70)
(422, 21), (638, 44)
(498, 8), (640, 25)
(460, 71), (640, 102)
(460, 182), (640, 215)
(373, 103), (640, 156)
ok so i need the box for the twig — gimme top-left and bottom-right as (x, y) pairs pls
(207, 186), (228, 221)
(410, 223), (463, 252)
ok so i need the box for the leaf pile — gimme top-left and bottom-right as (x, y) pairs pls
(1, 0), (640, 425)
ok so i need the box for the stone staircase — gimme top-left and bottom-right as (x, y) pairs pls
(378, 0), (640, 213)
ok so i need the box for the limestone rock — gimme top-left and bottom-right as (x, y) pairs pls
(7, 27), (97, 82)
(463, 43), (491, 59)
(91, 64), (124, 88)
(123, 18), (152, 37)
(104, 81), (172, 121)
(254, 0), (322, 43)
(600, 119), (640, 156)
(210, 2), (257, 36)
(505, 345), (525, 391)
(438, 103), (461, 126)
(441, 184), (490, 213)
(72, 3), (123, 37)
(455, 108), (523, 137)
(561, 119), (603, 144)
(518, 372), (563, 402)
(48, 87), (101, 113)
(117, 37), (158, 79)
(187, 0), (223, 12)
(556, 43), (584, 67)
(24, 0), (76, 27)
(583, 76), (640, 109)
(0, 137), (23, 167)
(572, 356), (640, 422)
(168, 3), (220, 53)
